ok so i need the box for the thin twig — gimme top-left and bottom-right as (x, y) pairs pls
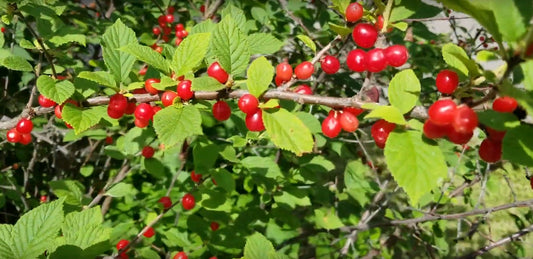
(203, 0), (223, 20)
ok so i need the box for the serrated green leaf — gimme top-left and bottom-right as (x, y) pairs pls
(36, 75), (75, 104)
(62, 105), (107, 134)
(62, 207), (110, 249)
(105, 183), (137, 197)
(211, 16), (250, 75)
(151, 75), (177, 90)
(328, 23), (352, 37)
(101, 19), (137, 83)
(263, 108), (313, 156)
(364, 105), (406, 125)
(78, 71), (117, 88)
(49, 180), (84, 205)
(49, 34), (86, 47)
(314, 208), (344, 230)
(389, 69), (421, 114)
(385, 131), (448, 205)
(247, 33), (284, 55)
(172, 33), (210, 77)
(344, 160), (376, 207)
(243, 233), (275, 259)
(191, 76), (224, 91)
(11, 199), (64, 259)
(503, 125), (533, 166)
(442, 43), (480, 77)
(247, 56), (273, 97)
(190, 19), (216, 34)
(0, 225), (14, 258)
(477, 110), (520, 130)
(120, 44), (170, 74)
(296, 35), (316, 53)
(153, 106), (203, 148)
(221, 4), (247, 33)
(1, 55), (33, 71)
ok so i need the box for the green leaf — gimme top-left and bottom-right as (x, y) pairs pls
(488, 0), (528, 42)
(62, 207), (110, 249)
(522, 60), (533, 91)
(247, 33), (284, 55)
(241, 156), (283, 179)
(314, 208), (344, 230)
(296, 112), (321, 134)
(36, 75), (75, 104)
(62, 105), (107, 134)
(101, 19), (137, 83)
(477, 110), (520, 130)
(441, 43), (480, 77)
(49, 34), (86, 47)
(49, 180), (84, 205)
(243, 233), (275, 259)
(105, 183), (137, 197)
(172, 33), (211, 77)
(388, 69), (421, 114)
(212, 168), (236, 193)
(296, 35), (316, 53)
(153, 105), (203, 148)
(0, 225), (14, 258)
(193, 141), (220, 175)
(191, 76), (224, 91)
(247, 56), (273, 97)
(211, 16), (250, 75)
(273, 188), (311, 209)
(120, 44), (170, 74)
(11, 199), (64, 259)
(391, 22), (408, 31)
(151, 75), (177, 90)
(328, 23), (352, 37)
(503, 125), (533, 166)
(263, 108), (313, 156)
(476, 50), (499, 62)
(389, 0), (441, 22)
(385, 131), (448, 205)
(221, 4), (247, 33)
(364, 105), (406, 125)
(344, 160), (377, 207)
(0, 56), (33, 71)
(78, 71), (117, 88)
(190, 19), (216, 34)
(331, 0), (350, 15)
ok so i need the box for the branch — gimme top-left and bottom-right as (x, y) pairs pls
(349, 198), (533, 231)
(203, 0), (223, 20)
(278, 0), (316, 44)
(404, 16), (473, 22)
(458, 224), (533, 259)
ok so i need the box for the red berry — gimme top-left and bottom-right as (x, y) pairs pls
(134, 118), (149, 128)
(176, 30), (185, 38)
(108, 93), (128, 118)
(352, 23), (378, 48)
(175, 37), (183, 46)
(165, 14), (174, 23)
(385, 45), (408, 67)
(65, 122), (73, 129)
(177, 80), (194, 101)
(0, 27), (5, 33)
(153, 27), (161, 35)
(294, 61), (314, 80)
(55, 105), (63, 119)
(173, 252), (188, 259)
(190, 171), (202, 183)
(345, 2), (363, 22)
(145, 78), (161, 95)
(125, 102), (136, 115)
(339, 111), (359, 132)
(40, 195), (47, 203)
(436, 70), (459, 94)
(133, 88), (148, 94)
(180, 30), (188, 38)
(105, 136), (113, 145)
(245, 109), (265, 132)
(374, 15), (392, 32)
(492, 96), (518, 113)
(118, 252), (129, 259)
(142, 146), (155, 158)
(143, 227), (155, 238)
(158, 196), (172, 209)
(322, 112), (342, 138)
(38, 94), (56, 107)
(16, 118), (33, 134)
(428, 99), (457, 126)
(19, 133), (32, 145)
(181, 193), (195, 210)
(158, 15), (166, 25)
(294, 85), (313, 95)
(152, 106), (161, 116)
(346, 49), (367, 72)
(6, 128), (21, 143)
(366, 48), (387, 73)
(200, 5), (206, 13)
(276, 62), (293, 82)
(207, 62), (229, 84)
(479, 138), (502, 163)
(167, 6), (175, 14)
(446, 127), (473, 145)
(238, 94), (259, 114)
(163, 27), (172, 36)
(161, 91), (179, 107)
(423, 120), (450, 139)
(210, 222), (220, 231)
(343, 107), (364, 117)
(321, 55), (340, 74)
(175, 23), (184, 31)
(485, 127), (506, 142)
(370, 119), (396, 149)
(274, 75), (285, 87)
(452, 105), (478, 133)
(135, 103), (155, 121)
(116, 239), (129, 251)
(212, 100), (231, 121)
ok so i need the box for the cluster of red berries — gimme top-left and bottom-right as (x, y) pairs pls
(151, 6), (189, 46)
(238, 94), (265, 131)
(274, 55), (341, 88)
(6, 118), (33, 145)
(322, 108), (363, 138)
